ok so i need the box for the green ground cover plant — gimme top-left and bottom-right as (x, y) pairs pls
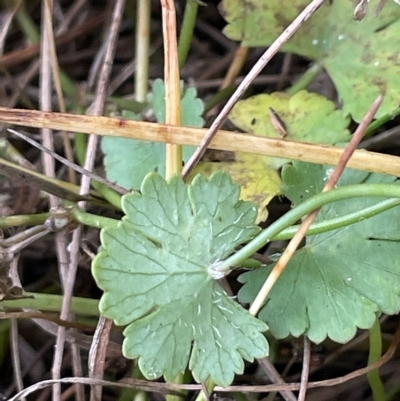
(1, 1), (400, 400)
(92, 0), (400, 393)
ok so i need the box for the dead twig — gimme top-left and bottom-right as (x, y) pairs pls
(82, 2), (127, 401)
(161, 0), (182, 177)
(0, 13), (107, 68)
(257, 357), (297, 401)
(1, 107), (400, 176)
(298, 337), (311, 401)
(8, 322), (400, 401)
(7, 128), (128, 194)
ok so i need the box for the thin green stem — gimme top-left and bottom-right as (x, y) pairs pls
(0, 213), (49, 229)
(178, 0), (199, 69)
(238, 198), (400, 268)
(273, 198), (400, 241)
(104, 96), (147, 113)
(14, 2), (77, 99)
(74, 132), (122, 209)
(387, 383), (400, 401)
(367, 317), (386, 401)
(72, 207), (119, 230)
(0, 138), (30, 165)
(218, 184), (400, 271)
(203, 85), (236, 114)
(74, 131), (87, 166)
(118, 363), (147, 401)
(365, 106), (400, 137)
(92, 181), (123, 210)
(58, 70), (78, 99)
(194, 378), (215, 401)
(135, 0), (151, 102)
(15, 3), (40, 44)
(286, 62), (323, 96)
(167, 373), (185, 401)
(0, 293), (99, 316)
(71, 186), (400, 249)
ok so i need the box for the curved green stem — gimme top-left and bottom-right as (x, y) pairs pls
(89, 180), (123, 210)
(387, 384), (400, 401)
(15, 3), (40, 44)
(178, 0), (199, 69)
(194, 378), (215, 401)
(367, 317), (386, 401)
(72, 207), (119, 229)
(203, 85), (236, 114)
(0, 293), (99, 316)
(286, 62), (323, 96)
(74, 131), (87, 167)
(0, 213), (49, 229)
(71, 187), (400, 237)
(365, 106), (400, 137)
(218, 184), (400, 271)
(273, 198), (400, 241)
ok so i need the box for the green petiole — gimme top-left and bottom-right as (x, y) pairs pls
(0, 293), (99, 316)
(218, 183), (400, 271)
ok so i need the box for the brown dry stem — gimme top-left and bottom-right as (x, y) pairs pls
(1, 106), (400, 176)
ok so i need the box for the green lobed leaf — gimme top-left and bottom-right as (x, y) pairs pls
(221, 0), (400, 121)
(92, 171), (268, 386)
(152, 78), (205, 128)
(101, 80), (204, 189)
(239, 162), (400, 343)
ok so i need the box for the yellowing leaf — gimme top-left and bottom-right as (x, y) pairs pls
(230, 91), (350, 145)
(230, 90), (350, 170)
(191, 154), (281, 223)
(192, 91), (348, 222)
